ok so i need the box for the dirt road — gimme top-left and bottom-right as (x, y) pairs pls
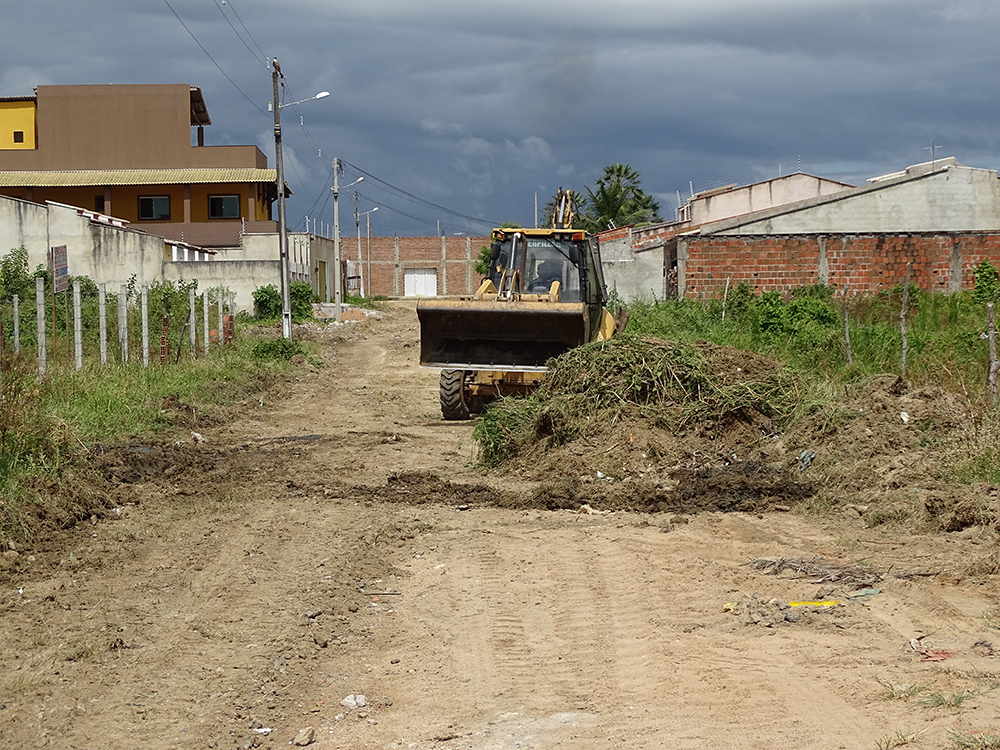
(2, 301), (999, 749)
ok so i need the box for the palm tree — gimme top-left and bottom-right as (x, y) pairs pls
(582, 163), (661, 232)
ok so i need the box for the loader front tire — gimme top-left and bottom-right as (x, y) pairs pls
(440, 369), (471, 421)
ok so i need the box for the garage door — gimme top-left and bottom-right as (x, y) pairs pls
(404, 267), (438, 297)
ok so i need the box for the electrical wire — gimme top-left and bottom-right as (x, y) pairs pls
(342, 160), (498, 227)
(366, 194), (483, 235)
(686, 154), (806, 196)
(212, 0), (269, 68)
(162, 0), (268, 116)
(221, 0), (269, 62)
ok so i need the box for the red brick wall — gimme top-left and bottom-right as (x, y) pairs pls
(681, 232), (1000, 298)
(362, 236), (489, 296)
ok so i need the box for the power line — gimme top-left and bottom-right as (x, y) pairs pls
(212, 0), (268, 69)
(161, 0), (267, 116)
(342, 160), (498, 227)
(365, 194), (485, 235)
(221, 0), (269, 62)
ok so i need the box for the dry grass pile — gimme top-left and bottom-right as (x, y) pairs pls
(474, 335), (799, 468)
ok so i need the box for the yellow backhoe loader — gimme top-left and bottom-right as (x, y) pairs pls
(417, 189), (621, 420)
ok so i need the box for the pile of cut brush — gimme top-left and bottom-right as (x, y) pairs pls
(473, 335), (801, 468)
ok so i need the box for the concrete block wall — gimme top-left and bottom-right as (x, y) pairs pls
(678, 232), (1000, 299)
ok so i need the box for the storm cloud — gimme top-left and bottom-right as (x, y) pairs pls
(2, 0), (998, 235)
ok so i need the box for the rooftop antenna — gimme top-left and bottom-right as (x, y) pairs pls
(925, 141), (942, 171)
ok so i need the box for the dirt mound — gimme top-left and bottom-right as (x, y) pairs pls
(472, 334), (989, 523)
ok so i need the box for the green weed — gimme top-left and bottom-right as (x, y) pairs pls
(876, 729), (924, 749)
(923, 689), (980, 708)
(874, 676), (930, 700)
(948, 729), (1000, 748)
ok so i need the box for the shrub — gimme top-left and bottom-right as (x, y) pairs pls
(251, 337), (306, 361)
(973, 259), (1000, 306)
(289, 281), (315, 321)
(253, 284), (281, 319)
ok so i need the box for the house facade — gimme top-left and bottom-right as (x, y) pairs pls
(0, 84), (278, 248)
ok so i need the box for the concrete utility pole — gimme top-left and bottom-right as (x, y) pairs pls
(333, 158), (342, 322)
(273, 67), (292, 339)
(355, 191), (364, 298)
(331, 158), (363, 322)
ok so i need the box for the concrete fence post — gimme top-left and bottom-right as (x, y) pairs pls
(189, 287), (197, 360)
(73, 280), (82, 370)
(141, 285), (149, 367)
(13, 294), (19, 356)
(217, 289), (224, 349)
(118, 285), (128, 363)
(202, 290), (210, 356)
(35, 277), (46, 378)
(98, 283), (108, 365)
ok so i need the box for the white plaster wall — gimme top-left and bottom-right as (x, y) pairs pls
(712, 167), (1000, 235)
(692, 174), (852, 225)
(0, 197), (49, 261)
(163, 260), (280, 314)
(601, 234), (666, 302)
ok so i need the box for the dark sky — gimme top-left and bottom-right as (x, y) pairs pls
(4, 0), (999, 236)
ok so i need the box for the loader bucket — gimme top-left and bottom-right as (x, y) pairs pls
(417, 299), (589, 371)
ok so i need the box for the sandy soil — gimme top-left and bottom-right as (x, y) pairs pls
(2, 300), (1000, 750)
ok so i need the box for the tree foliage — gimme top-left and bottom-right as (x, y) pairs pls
(581, 163), (661, 233)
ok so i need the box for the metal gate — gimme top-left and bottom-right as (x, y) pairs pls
(404, 267), (438, 297)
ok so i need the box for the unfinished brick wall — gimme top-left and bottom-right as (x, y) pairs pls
(362, 236), (488, 296)
(679, 232), (1000, 298)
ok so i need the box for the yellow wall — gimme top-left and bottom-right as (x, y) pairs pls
(0, 101), (37, 150)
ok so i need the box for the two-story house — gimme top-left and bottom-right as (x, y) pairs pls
(0, 83), (279, 248)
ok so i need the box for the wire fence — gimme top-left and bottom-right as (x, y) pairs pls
(1, 279), (236, 377)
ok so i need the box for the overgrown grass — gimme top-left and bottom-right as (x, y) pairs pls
(0, 321), (310, 541)
(41, 335), (291, 442)
(344, 293), (389, 310)
(628, 282), (996, 399)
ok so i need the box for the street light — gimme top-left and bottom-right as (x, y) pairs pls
(271, 68), (329, 339)
(357, 205), (378, 298)
(331, 156), (362, 322)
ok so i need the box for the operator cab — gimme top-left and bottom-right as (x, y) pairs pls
(488, 230), (587, 302)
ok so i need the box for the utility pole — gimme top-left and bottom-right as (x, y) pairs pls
(272, 68), (292, 339)
(332, 157), (342, 323)
(355, 191), (364, 298)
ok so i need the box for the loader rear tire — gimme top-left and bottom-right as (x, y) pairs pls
(440, 369), (471, 421)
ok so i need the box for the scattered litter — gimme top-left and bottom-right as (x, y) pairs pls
(909, 638), (951, 662)
(576, 504), (611, 515)
(848, 588), (882, 601)
(191, 431), (206, 444)
(254, 728), (272, 735)
(900, 412), (910, 423)
(788, 600), (841, 608)
(745, 557), (880, 586)
(799, 449), (818, 472)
